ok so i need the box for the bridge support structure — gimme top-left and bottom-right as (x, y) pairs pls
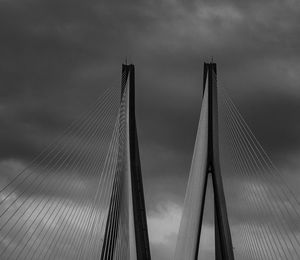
(101, 64), (151, 260)
(175, 62), (234, 260)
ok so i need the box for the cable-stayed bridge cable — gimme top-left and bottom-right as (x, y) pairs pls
(0, 84), (123, 259)
(218, 86), (300, 259)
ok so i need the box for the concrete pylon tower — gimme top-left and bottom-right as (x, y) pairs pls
(174, 62), (234, 260)
(101, 64), (151, 260)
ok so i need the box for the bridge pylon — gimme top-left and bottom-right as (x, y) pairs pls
(100, 64), (151, 260)
(175, 62), (234, 260)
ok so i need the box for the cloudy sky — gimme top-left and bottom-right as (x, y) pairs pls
(0, 0), (300, 259)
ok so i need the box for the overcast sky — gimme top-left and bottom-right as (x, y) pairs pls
(0, 0), (300, 259)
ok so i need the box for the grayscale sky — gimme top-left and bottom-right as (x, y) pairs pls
(0, 0), (300, 259)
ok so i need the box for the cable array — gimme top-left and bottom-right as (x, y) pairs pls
(0, 84), (125, 259)
(218, 86), (300, 259)
(100, 80), (130, 260)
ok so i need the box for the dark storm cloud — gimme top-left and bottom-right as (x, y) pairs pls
(235, 91), (300, 163)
